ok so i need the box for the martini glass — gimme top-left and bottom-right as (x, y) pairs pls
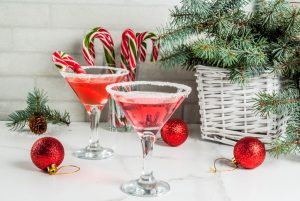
(106, 81), (191, 197)
(60, 66), (128, 160)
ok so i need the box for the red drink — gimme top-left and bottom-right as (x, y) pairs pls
(107, 81), (191, 196)
(114, 92), (185, 135)
(59, 66), (129, 160)
(66, 76), (122, 111)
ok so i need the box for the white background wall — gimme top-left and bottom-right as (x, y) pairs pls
(0, 0), (200, 123)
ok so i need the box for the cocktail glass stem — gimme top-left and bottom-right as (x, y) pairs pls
(121, 130), (170, 196)
(139, 132), (156, 187)
(107, 81), (191, 196)
(73, 105), (114, 160)
(61, 66), (129, 160)
(87, 106), (101, 150)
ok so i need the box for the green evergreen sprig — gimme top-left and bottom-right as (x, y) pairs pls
(158, 0), (300, 81)
(159, 0), (300, 156)
(255, 88), (300, 156)
(7, 88), (70, 131)
(255, 88), (300, 116)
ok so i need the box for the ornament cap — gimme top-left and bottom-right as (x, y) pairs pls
(231, 158), (238, 166)
(47, 164), (58, 175)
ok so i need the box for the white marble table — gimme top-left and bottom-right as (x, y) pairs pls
(0, 121), (299, 201)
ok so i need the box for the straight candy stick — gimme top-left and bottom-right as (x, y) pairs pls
(82, 27), (115, 67)
(52, 51), (86, 74)
(120, 28), (138, 81)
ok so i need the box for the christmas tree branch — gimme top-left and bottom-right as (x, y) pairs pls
(274, 59), (300, 76)
(270, 124), (300, 157)
(42, 106), (70, 126)
(7, 109), (33, 131)
(255, 88), (300, 116)
(7, 88), (71, 131)
(27, 88), (48, 112)
(270, 139), (300, 157)
(159, 46), (191, 69)
(159, 0), (300, 156)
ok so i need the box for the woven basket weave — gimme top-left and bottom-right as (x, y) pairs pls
(195, 65), (285, 147)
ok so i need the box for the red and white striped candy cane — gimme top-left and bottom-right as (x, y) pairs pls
(82, 27), (115, 67)
(52, 51), (85, 74)
(136, 32), (160, 63)
(120, 28), (138, 81)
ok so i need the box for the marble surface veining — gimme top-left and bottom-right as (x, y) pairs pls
(0, 122), (299, 201)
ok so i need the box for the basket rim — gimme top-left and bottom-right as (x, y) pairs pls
(194, 65), (275, 77)
(194, 65), (228, 72)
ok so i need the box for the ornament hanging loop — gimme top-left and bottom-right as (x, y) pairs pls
(47, 164), (80, 175)
(210, 157), (238, 173)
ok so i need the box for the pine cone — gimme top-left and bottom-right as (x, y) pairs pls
(29, 115), (47, 134)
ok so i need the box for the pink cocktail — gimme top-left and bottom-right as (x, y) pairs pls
(115, 95), (185, 135)
(66, 76), (122, 111)
(61, 66), (128, 160)
(106, 81), (191, 197)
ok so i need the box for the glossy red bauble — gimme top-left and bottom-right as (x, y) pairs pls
(31, 137), (64, 171)
(233, 137), (266, 169)
(161, 119), (189, 146)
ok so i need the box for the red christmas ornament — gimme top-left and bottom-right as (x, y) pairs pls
(233, 137), (266, 169)
(31, 137), (64, 174)
(161, 119), (188, 146)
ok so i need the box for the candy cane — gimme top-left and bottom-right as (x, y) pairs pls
(82, 27), (115, 67)
(120, 28), (138, 81)
(52, 51), (86, 74)
(136, 32), (160, 63)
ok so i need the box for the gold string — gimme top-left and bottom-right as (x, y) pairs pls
(47, 164), (80, 175)
(56, 165), (80, 175)
(210, 157), (238, 173)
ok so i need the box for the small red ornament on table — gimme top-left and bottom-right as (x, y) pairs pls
(161, 119), (189, 146)
(31, 137), (64, 174)
(211, 136), (266, 172)
(233, 136), (266, 169)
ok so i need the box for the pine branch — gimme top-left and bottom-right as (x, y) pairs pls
(270, 139), (300, 157)
(158, 23), (198, 41)
(211, 0), (251, 11)
(273, 59), (300, 76)
(27, 88), (48, 113)
(270, 123), (300, 157)
(159, 0), (300, 156)
(158, 22), (211, 50)
(170, 0), (210, 26)
(6, 109), (33, 131)
(159, 46), (192, 70)
(159, 0), (300, 80)
(255, 88), (300, 116)
(42, 106), (70, 126)
(257, 85), (300, 157)
(7, 88), (71, 131)
(284, 8), (300, 36)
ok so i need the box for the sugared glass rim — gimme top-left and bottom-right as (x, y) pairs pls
(106, 81), (192, 98)
(60, 66), (129, 78)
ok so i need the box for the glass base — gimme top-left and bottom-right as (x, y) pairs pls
(73, 144), (114, 160)
(121, 179), (170, 197)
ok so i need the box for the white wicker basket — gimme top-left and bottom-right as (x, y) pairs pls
(195, 65), (285, 147)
